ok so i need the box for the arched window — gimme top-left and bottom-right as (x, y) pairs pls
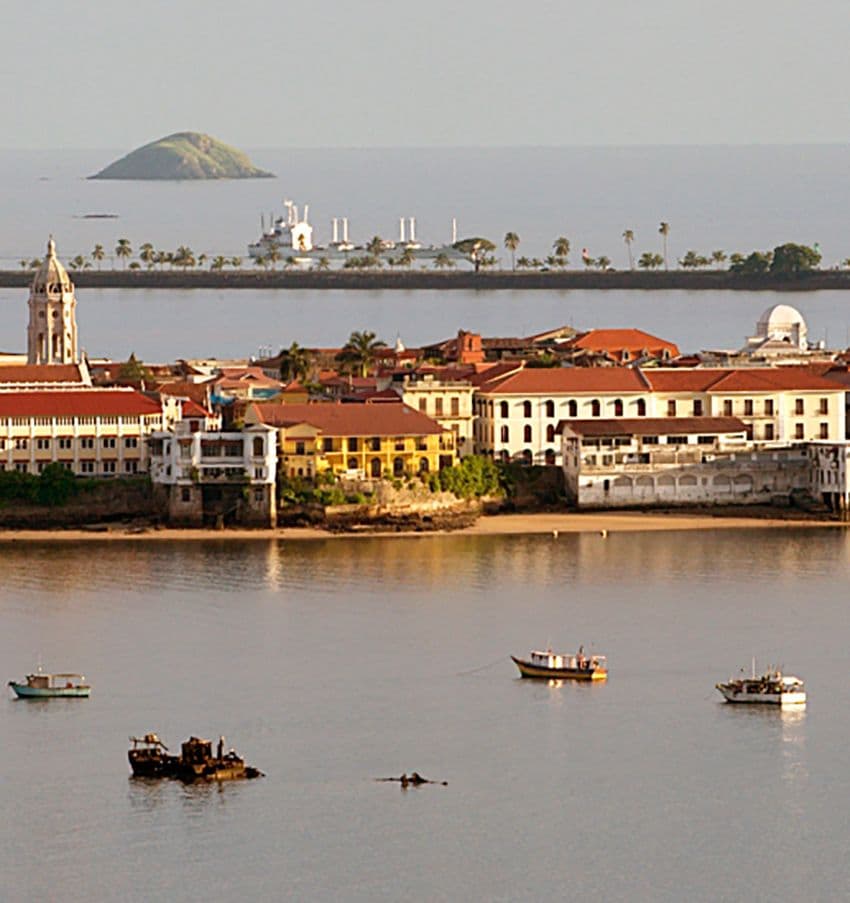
(524, 425), (532, 443)
(252, 436), (264, 456)
(500, 425), (510, 442)
(522, 449), (532, 466)
(546, 425), (555, 443)
(637, 398), (646, 416)
(523, 401), (532, 418)
(544, 449), (556, 466)
(419, 458), (429, 474)
(591, 400), (601, 417)
(500, 450), (510, 463)
(499, 401), (509, 418)
(393, 457), (404, 476)
(568, 400), (578, 418)
(370, 458), (381, 478)
(614, 399), (624, 417)
(545, 400), (555, 418)
(347, 457), (358, 470)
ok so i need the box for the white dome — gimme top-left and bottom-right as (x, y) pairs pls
(31, 236), (73, 295)
(755, 304), (807, 347)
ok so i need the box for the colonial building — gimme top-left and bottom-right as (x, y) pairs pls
(27, 238), (79, 365)
(149, 424), (277, 526)
(0, 389), (166, 476)
(245, 401), (456, 479)
(558, 328), (680, 365)
(808, 442), (850, 517)
(560, 417), (809, 509)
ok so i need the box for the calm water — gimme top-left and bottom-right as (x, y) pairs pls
(2, 530), (850, 901)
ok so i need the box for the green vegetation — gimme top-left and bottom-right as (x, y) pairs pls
(0, 463), (86, 508)
(427, 455), (506, 499)
(90, 132), (274, 181)
(336, 330), (387, 377)
(278, 341), (313, 382)
(278, 473), (371, 507)
(770, 242), (821, 274)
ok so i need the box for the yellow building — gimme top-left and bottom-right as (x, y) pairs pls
(246, 401), (456, 479)
(390, 371), (476, 457)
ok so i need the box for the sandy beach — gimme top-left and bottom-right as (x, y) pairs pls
(0, 511), (843, 543)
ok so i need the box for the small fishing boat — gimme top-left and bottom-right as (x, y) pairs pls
(716, 663), (806, 706)
(8, 667), (90, 698)
(511, 647), (608, 681)
(128, 734), (179, 778)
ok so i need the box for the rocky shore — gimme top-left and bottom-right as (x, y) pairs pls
(2, 269), (850, 291)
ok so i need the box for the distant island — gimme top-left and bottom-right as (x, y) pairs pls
(89, 132), (274, 181)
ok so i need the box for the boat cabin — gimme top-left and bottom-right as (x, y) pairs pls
(25, 671), (86, 689)
(529, 650), (605, 671)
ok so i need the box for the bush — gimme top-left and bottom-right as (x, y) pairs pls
(433, 456), (507, 500)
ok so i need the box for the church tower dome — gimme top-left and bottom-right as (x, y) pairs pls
(27, 236), (79, 364)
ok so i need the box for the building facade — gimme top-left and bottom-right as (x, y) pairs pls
(27, 238), (79, 365)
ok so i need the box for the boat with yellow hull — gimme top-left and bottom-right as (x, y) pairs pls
(511, 649), (607, 681)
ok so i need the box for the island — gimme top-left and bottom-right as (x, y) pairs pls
(89, 132), (274, 181)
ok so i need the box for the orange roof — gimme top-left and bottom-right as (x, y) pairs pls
(158, 381), (211, 406)
(0, 364), (85, 383)
(250, 402), (445, 436)
(0, 390), (162, 417)
(478, 368), (648, 394)
(570, 329), (679, 356)
(645, 368), (842, 393)
(181, 400), (211, 418)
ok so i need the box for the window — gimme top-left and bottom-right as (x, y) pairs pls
(295, 441), (305, 455)
(323, 437), (333, 452)
(764, 399), (774, 416)
(795, 424), (804, 440)
(347, 457), (357, 470)
(500, 401), (509, 418)
(545, 400), (555, 418)
(723, 400), (733, 416)
(254, 468), (264, 479)
(450, 397), (459, 417)
(15, 462), (27, 473)
(370, 437), (381, 451)
(36, 438), (50, 450)
(80, 437), (94, 450)
(643, 436), (659, 445)
(546, 425), (555, 443)
(795, 398), (804, 416)
(181, 487), (191, 502)
(393, 457), (404, 476)
(544, 449), (556, 465)
(568, 400), (578, 417)
(500, 425), (509, 442)
(124, 461), (138, 474)
(123, 437), (138, 449)
(102, 437), (116, 449)
(820, 398), (829, 415)
(666, 436), (689, 445)
(697, 436), (716, 445)
(637, 399), (646, 417)
(523, 425), (532, 443)
(253, 437), (265, 456)
(254, 488), (265, 502)
(820, 422), (830, 439)
(523, 401), (532, 418)
(667, 400), (677, 416)
(102, 460), (116, 474)
(692, 400), (703, 416)
(744, 399), (753, 416)
(765, 424), (775, 440)
(614, 399), (624, 417)
(15, 438), (28, 450)
(80, 460), (95, 474)
(591, 400), (601, 417)
(418, 398), (427, 413)
(432, 397), (442, 416)
(348, 437), (358, 452)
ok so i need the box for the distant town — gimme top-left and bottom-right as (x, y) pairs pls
(4, 235), (850, 531)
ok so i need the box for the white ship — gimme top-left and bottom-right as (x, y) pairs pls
(247, 200), (465, 263)
(716, 662), (806, 706)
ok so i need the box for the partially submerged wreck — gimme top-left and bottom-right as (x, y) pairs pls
(128, 734), (263, 782)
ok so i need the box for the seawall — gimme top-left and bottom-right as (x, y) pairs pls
(2, 269), (849, 291)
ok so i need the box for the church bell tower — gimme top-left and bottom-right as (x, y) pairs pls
(27, 236), (79, 365)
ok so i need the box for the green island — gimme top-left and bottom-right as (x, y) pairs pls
(89, 132), (274, 181)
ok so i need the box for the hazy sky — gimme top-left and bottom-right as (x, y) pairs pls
(3, 0), (848, 149)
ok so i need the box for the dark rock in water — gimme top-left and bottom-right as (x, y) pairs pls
(376, 772), (448, 787)
(90, 132), (274, 181)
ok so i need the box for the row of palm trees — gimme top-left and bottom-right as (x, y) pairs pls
(277, 330), (387, 383)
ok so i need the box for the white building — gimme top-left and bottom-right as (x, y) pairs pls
(27, 237), (79, 365)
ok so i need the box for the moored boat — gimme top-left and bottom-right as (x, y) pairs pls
(511, 647), (608, 681)
(716, 665), (806, 706)
(8, 667), (90, 698)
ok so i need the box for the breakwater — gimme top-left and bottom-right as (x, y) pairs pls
(2, 269), (850, 291)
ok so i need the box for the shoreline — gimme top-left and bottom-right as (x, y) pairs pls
(0, 269), (847, 292)
(0, 511), (843, 543)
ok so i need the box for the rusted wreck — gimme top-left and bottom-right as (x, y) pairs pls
(129, 734), (263, 782)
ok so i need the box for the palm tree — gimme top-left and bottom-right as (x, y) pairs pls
(622, 230), (635, 270)
(173, 246), (195, 270)
(336, 330), (387, 378)
(139, 242), (155, 269)
(317, 256), (331, 271)
(115, 238), (132, 269)
(92, 244), (105, 270)
(366, 236), (385, 259)
(197, 253), (207, 270)
(552, 237), (570, 266)
(398, 247), (415, 268)
(433, 252), (454, 269)
(596, 255), (611, 271)
(279, 341), (313, 382)
(230, 256), (242, 268)
(639, 251), (664, 270)
(504, 232), (520, 271)
(658, 222), (670, 270)
(711, 250), (727, 269)
(18, 260), (27, 270)
(210, 255), (227, 271)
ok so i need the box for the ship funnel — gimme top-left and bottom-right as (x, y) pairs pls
(452, 217), (457, 244)
(399, 217), (406, 242)
(409, 217), (416, 242)
(303, 204), (309, 223)
(343, 217), (349, 242)
(332, 218), (339, 243)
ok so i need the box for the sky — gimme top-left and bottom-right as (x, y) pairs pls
(2, 0), (849, 149)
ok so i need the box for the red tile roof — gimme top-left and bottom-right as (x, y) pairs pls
(181, 400), (211, 418)
(250, 402), (445, 436)
(479, 368), (648, 394)
(557, 416), (747, 437)
(0, 390), (162, 417)
(644, 367), (843, 393)
(569, 329), (679, 357)
(0, 364), (85, 383)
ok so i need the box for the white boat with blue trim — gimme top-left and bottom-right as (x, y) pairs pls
(8, 667), (91, 698)
(716, 663), (805, 706)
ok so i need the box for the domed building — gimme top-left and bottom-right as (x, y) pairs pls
(752, 303), (808, 350)
(27, 236), (78, 365)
